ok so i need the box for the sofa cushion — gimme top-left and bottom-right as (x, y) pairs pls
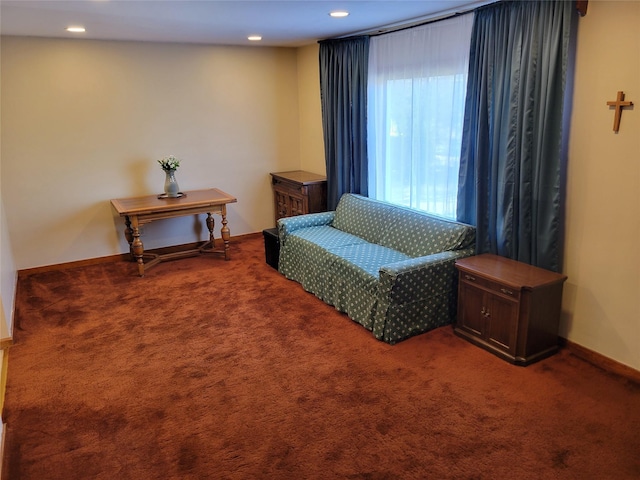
(287, 225), (368, 251)
(332, 193), (475, 258)
(278, 225), (368, 298)
(331, 194), (397, 245)
(328, 243), (411, 281)
(381, 209), (476, 257)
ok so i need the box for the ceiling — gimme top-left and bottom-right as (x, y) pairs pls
(0, 0), (491, 48)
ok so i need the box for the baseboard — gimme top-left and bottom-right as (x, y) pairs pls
(0, 343), (11, 414)
(0, 298), (12, 416)
(560, 338), (640, 385)
(17, 232), (262, 278)
(18, 253), (132, 277)
(0, 339), (12, 480)
(0, 420), (6, 480)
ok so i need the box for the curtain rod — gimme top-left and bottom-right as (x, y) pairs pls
(325, 0), (497, 41)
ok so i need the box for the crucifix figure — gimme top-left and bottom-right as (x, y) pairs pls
(606, 91), (633, 133)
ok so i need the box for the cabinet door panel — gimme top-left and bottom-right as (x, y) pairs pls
(275, 191), (290, 220)
(486, 295), (518, 354)
(290, 196), (306, 216)
(458, 282), (485, 336)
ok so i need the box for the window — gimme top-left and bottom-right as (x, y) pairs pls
(367, 14), (474, 219)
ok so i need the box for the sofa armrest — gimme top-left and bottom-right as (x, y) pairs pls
(277, 211), (335, 241)
(379, 248), (475, 303)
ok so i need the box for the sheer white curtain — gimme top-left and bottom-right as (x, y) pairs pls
(367, 14), (474, 219)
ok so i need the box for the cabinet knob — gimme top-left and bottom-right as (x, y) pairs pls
(481, 307), (491, 318)
(500, 288), (514, 296)
(465, 274), (476, 281)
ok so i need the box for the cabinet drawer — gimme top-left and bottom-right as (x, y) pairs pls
(273, 177), (310, 194)
(459, 272), (520, 301)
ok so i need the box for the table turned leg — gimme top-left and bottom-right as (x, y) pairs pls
(206, 212), (215, 248)
(220, 207), (230, 260)
(130, 216), (145, 276)
(124, 216), (134, 258)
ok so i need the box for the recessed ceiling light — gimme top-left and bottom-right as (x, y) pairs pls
(330, 11), (349, 18)
(66, 26), (86, 33)
(248, 35), (262, 41)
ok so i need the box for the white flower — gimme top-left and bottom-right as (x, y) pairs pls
(158, 155), (181, 171)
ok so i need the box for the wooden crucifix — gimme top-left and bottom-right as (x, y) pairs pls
(606, 91), (633, 133)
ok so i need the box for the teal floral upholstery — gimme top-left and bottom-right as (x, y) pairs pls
(278, 194), (476, 344)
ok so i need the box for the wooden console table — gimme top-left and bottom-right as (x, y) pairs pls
(110, 188), (237, 276)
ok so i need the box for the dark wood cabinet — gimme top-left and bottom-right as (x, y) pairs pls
(270, 171), (327, 224)
(454, 254), (567, 366)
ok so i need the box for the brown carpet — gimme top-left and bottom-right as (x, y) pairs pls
(3, 234), (639, 479)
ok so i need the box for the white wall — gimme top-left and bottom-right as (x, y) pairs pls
(1, 37), (300, 270)
(562, 0), (640, 370)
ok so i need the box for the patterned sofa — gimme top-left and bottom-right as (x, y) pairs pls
(277, 194), (476, 344)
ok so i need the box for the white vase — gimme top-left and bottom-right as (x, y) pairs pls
(164, 169), (180, 197)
